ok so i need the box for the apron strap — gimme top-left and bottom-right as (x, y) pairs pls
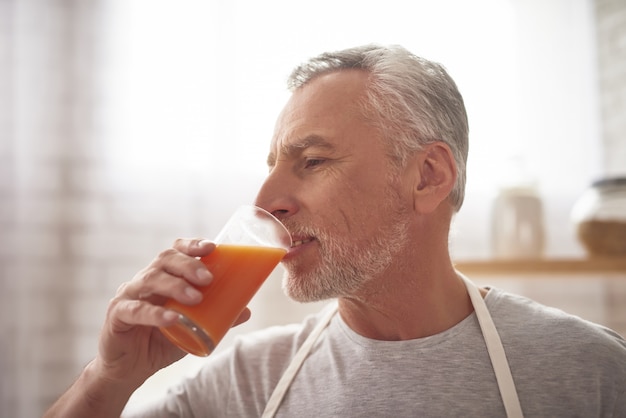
(261, 303), (338, 418)
(460, 273), (524, 418)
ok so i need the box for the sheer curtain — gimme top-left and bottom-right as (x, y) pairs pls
(2, 1), (112, 416)
(1, 0), (604, 415)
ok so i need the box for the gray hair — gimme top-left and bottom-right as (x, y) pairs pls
(287, 44), (469, 212)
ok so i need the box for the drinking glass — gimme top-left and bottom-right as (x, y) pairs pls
(160, 205), (291, 356)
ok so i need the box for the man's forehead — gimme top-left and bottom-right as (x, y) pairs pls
(265, 70), (370, 166)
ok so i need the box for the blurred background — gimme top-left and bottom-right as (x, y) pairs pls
(1, 0), (625, 416)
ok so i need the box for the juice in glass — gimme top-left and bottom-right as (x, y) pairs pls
(160, 244), (287, 356)
(159, 205), (290, 356)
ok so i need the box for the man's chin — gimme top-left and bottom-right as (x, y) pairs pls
(281, 273), (335, 303)
(282, 283), (325, 303)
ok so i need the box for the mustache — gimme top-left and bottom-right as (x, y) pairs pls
(282, 221), (324, 240)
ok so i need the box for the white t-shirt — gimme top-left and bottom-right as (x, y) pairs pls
(125, 288), (626, 417)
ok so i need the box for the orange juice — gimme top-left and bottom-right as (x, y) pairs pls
(160, 244), (286, 356)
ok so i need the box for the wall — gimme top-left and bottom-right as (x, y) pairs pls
(596, 0), (626, 177)
(1, 0), (625, 416)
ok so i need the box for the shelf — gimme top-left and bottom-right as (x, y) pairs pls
(453, 257), (626, 276)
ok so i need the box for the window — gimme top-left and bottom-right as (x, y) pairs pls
(102, 0), (599, 258)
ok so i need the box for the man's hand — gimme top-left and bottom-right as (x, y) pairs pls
(44, 238), (251, 417)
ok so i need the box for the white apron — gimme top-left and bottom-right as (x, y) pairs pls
(262, 274), (524, 418)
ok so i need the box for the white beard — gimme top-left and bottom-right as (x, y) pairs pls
(281, 186), (411, 302)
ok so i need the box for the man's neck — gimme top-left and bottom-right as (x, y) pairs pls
(336, 265), (476, 341)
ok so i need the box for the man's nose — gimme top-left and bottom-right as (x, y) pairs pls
(254, 168), (298, 222)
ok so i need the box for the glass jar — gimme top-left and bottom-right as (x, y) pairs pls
(571, 177), (626, 256)
(491, 185), (545, 259)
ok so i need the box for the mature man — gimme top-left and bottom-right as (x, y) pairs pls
(46, 44), (625, 417)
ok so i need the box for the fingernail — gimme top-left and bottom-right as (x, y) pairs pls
(197, 268), (212, 283)
(163, 310), (179, 322)
(197, 240), (212, 248)
(185, 286), (202, 301)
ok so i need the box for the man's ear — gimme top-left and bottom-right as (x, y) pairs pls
(413, 142), (457, 214)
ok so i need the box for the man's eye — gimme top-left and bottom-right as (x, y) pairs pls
(304, 158), (325, 169)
